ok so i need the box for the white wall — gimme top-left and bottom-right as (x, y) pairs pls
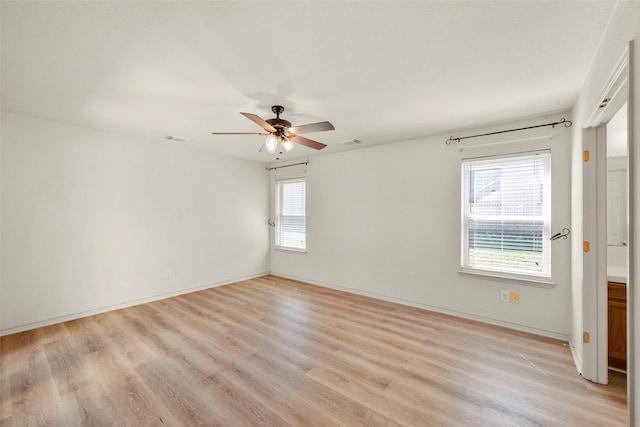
(271, 112), (573, 339)
(633, 40), (640, 425)
(570, 0), (639, 420)
(0, 112), (270, 334)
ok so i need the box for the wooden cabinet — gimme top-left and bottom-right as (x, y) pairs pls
(608, 282), (627, 370)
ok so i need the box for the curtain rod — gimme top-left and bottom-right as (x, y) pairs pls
(265, 159), (309, 171)
(446, 118), (572, 145)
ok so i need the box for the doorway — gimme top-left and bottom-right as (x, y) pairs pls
(606, 104), (629, 373)
(582, 49), (630, 387)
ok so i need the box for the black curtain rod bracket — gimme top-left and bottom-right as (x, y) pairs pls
(446, 118), (572, 145)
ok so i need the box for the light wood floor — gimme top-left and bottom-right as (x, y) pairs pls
(1, 275), (627, 426)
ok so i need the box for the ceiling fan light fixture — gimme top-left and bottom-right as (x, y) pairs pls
(265, 134), (278, 153)
(281, 138), (294, 152)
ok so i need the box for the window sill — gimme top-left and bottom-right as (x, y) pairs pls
(274, 245), (307, 253)
(459, 267), (556, 288)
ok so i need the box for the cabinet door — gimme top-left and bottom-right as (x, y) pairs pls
(608, 299), (627, 368)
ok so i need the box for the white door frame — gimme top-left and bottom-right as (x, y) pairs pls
(581, 42), (634, 422)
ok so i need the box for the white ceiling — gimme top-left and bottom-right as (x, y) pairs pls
(1, 1), (619, 164)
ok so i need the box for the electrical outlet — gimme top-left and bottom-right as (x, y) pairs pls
(501, 291), (509, 302)
(164, 270), (172, 279)
(510, 292), (520, 304)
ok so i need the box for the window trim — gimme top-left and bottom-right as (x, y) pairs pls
(275, 177), (307, 252)
(460, 149), (552, 283)
(458, 267), (556, 287)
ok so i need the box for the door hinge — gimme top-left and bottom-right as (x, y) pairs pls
(583, 332), (590, 343)
(583, 150), (590, 162)
(583, 241), (590, 252)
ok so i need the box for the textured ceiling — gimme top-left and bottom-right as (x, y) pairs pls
(1, 1), (619, 163)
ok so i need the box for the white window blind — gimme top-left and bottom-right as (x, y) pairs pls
(461, 150), (551, 280)
(276, 178), (306, 250)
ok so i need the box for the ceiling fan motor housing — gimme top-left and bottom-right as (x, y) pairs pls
(266, 118), (292, 129)
(266, 106), (291, 134)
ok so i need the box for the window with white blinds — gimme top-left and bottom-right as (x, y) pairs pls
(276, 178), (306, 250)
(461, 150), (551, 280)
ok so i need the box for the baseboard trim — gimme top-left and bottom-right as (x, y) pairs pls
(0, 272), (269, 336)
(568, 338), (584, 375)
(270, 271), (570, 342)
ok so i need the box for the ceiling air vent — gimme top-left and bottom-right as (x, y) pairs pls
(339, 139), (362, 145)
(165, 135), (192, 143)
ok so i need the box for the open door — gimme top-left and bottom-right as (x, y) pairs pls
(579, 124), (606, 384)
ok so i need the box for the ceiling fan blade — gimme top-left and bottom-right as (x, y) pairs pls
(240, 112), (277, 133)
(290, 135), (327, 150)
(289, 121), (335, 134)
(211, 132), (268, 135)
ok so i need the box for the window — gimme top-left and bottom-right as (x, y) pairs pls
(276, 178), (306, 250)
(461, 151), (551, 280)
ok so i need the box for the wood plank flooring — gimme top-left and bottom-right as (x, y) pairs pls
(0, 275), (627, 426)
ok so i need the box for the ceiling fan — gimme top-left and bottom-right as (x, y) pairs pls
(212, 105), (334, 153)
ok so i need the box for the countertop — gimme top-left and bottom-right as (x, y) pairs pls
(608, 265), (627, 284)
